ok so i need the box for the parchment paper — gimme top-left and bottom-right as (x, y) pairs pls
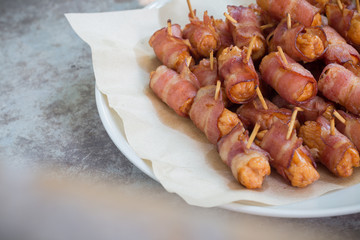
(66, 0), (360, 207)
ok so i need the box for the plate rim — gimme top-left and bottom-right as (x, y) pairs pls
(93, 0), (360, 218)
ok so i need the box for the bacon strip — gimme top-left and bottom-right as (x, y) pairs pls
(268, 19), (328, 62)
(259, 51), (317, 105)
(217, 123), (271, 189)
(149, 24), (193, 71)
(150, 65), (197, 117)
(318, 63), (360, 115)
(236, 98), (293, 131)
(190, 58), (218, 87)
(189, 85), (225, 144)
(183, 11), (220, 58)
(259, 121), (318, 185)
(256, 0), (321, 27)
(227, 5), (266, 60)
(272, 95), (334, 123)
(299, 116), (360, 177)
(213, 18), (233, 56)
(335, 110), (360, 152)
(325, 3), (360, 46)
(218, 46), (259, 104)
(322, 26), (360, 65)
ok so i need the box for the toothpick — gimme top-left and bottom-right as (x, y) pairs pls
(286, 107), (303, 140)
(210, 50), (214, 70)
(277, 46), (288, 65)
(287, 13), (292, 29)
(186, 56), (192, 67)
(167, 19), (172, 36)
(260, 23), (275, 30)
(224, 12), (237, 24)
(247, 123), (261, 149)
(246, 35), (256, 63)
(255, 86), (268, 110)
(214, 80), (221, 101)
(337, 0), (343, 11)
(333, 110), (347, 124)
(186, 0), (195, 19)
(330, 117), (336, 136)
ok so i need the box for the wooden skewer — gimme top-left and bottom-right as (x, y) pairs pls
(214, 80), (221, 101)
(246, 35), (256, 63)
(210, 50), (214, 71)
(286, 107), (303, 140)
(277, 46), (288, 65)
(337, 0), (343, 11)
(333, 110), (347, 124)
(247, 123), (261, 149)
(330, 117), (336, 136)
(224, 12), (237, 24)
(287, 13), (292, 29)
(260, 23), (275, 30)
(186, 56), (192, 67)
(357, 0), (360, 13)
(255, 86), (268, 110)
(167, 19), (172, 36)
(186, 0), (195, 19)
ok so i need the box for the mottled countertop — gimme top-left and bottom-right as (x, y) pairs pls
(1, 0), (360, 239)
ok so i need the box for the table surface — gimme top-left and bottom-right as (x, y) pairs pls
(1, 0), (360, 239)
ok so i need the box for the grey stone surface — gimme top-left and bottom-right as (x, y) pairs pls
(1, 0), (360, 239)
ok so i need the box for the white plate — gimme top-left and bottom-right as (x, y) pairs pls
(96, 88), (360, 218)
(94, 0), (360, 218)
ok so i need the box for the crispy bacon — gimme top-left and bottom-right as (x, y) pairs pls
(272, 95), (334, 123)
(190, 58), (218, 87)
(259, 121), (319, 186)
(149, 24), (193, 72)
(236, 98), (293, 130)
(217, 123), (271, 189)
(336, 110), (360, 152)
(218, 46), (259, 104)
(299, 116), (360, 177)
(256, 0), (321, 27)
(325, 3), (360, 46)
(183, 11), (220, 58)
(259, 51), (317, 105)
(268, 19), (328, 62)
(189, 85), (225, 144)
(149, 65), (197, 117)
(226, 5), (266, 61)
(213, 18), (234, 56)
(322, 26), (360, 65)
(318, 63), (360, 115)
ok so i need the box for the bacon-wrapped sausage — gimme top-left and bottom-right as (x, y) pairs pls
(226, 5), (266, 61)
(189, 85), (237, 144)
(236, 98), (293, 130)
(272, 95), (334, 123)
(258, 121), (320, 187)
(190, 58), (218, 87)
(336, 110), (360, 152)
(183, 11), (220, 58)
(259, 51), (317, 105)
(256, 0), (322, 27)
(149, 24), (193, 72)
(149, 65), (197, 117)
(299, 116), (360, 177)
(318, 63), (360, 115)
(268, 18), (328, 62)
(218, 46), (259, 104)
(218, 124), (271, 189)
(325, 3), (360, 46)
(322, 26), (360, 66)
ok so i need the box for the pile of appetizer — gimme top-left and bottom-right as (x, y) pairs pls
(147, 0), (360, 189)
